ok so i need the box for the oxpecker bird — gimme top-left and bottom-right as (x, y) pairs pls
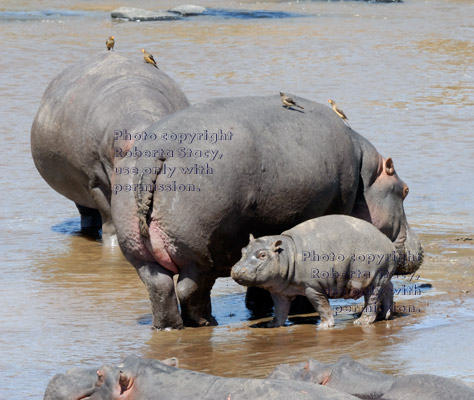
(106, 36), (115, 51)
(141, 49), (159, 69)
(280, 92), (304, 110)
(328, 99), (349, 126)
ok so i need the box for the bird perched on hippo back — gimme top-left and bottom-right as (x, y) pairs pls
(280, 92), (304, 109)
(328, 99), (350, 127)
(106, 36), (115, 51)
(142, 48), (159, 69)
(30, 52), (190, 246)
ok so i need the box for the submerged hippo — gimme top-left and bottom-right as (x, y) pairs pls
(268, 356), (395, 398)
(31, 52), (190, 245)
(44, 355), (359, 400)
(43, 357), (178, 400)
(268, 356), (474, 400)
(231, 215), (398, 328)
(111, 95), (423, 329)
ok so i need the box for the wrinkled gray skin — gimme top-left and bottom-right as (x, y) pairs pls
(232, 215), (398, 328)
(31, 52), (190, 245)
(43, 367), (99, 400)
(382, 374), (474, 400)
(111, 95), (423, 329)
(268, 356), (395, 399)
(45, 355), (359, 400)
(43, 357), (178, 400)
(268, 356), (474, 400)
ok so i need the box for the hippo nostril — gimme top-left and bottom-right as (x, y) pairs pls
(231, 267), (249, 281)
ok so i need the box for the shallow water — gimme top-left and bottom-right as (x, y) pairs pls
(0, 0), (473, 398)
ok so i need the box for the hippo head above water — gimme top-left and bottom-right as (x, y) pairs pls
(350, 154), (423, 274)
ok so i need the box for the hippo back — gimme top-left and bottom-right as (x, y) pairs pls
(31, 52), (190, 208)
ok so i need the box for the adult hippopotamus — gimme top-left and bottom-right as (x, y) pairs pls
(110, 95), (423, 329)
(31, 52), (190, 245)
(231, 215), (398, 328)
(44, 355), (359, 400)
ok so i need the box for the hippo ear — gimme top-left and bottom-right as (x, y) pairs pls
(161, 357), (179, 367)
(96, 369), (105, 386)
(272, 240), (283, 253)
(118, 371), (135, 395)
(385, 157), (395, 176)
(249, 233), (255, 242)
(304, 360), (310, 372)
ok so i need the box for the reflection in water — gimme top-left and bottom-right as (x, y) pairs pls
(1, 0), (474, 397)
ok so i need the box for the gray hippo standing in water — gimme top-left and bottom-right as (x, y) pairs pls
(110, 95), (423, 329)
(231, 215), (398, 328)
(31, 52), (190, 245)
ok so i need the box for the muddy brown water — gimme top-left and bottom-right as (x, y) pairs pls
(0, 0), (473, 398)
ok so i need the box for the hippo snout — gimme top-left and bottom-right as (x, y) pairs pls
(231, 264), (253, 285)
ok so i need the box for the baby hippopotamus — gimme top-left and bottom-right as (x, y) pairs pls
(231, 215), (398, 328)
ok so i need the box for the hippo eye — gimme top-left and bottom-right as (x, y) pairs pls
(257, 251), (267, 260)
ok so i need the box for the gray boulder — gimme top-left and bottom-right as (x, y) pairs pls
(111, 7), (181, 21)
(168, 5), (207, 16)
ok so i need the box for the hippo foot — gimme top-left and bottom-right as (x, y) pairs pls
(79, 226), (101, 239)
(153, 324), (184, 331)
(101, 233), (118, 247)
(182, 315), (217, 328)
(250, 319), (282, 328)
(152, 317), (184, 331)
(354, 313), (377, 325)
(197, 316), (218, 327)
(380, 309), (391, 321)
(317, 320), (335, 330)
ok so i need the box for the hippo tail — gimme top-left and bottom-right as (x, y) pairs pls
(135, 159), (164, 238)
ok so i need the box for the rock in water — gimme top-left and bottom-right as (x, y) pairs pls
(111, 7), (181, 21)
(168, 5), (207, 16)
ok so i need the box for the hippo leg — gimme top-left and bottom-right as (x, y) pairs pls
(266, 293), (292, 327)
(305, 288), (335, 329)
(75, 204), (102, 236)
(176, 265), (217, 327)
(354, 283), (389, 325)
(378, 281), (394, 320)
(245, 287), (274, 316)
(135, 260), (183, 330)
(90, 185), (117, 246)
